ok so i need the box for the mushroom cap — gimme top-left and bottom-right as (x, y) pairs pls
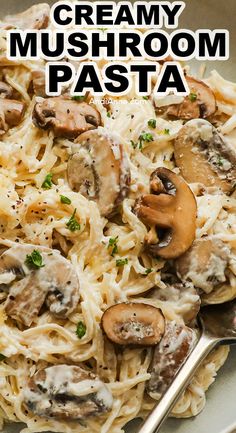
(67, 129), (130, 217)
(101, 302), (165, 346)
(146, 321), (197, 399)
(167, 76), (216, 120)
(134, 167), (197, 259)
(176, 237), (230, 294)
(33, 98), (101, 139)
(24, 364), (113, 420)
(174, 119), (236, 194)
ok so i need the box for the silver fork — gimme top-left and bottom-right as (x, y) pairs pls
(138, 300), (236, 433)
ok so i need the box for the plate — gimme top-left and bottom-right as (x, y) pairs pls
(0, 0), (236, 432)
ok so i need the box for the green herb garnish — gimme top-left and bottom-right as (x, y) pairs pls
(0, 354), (6, 361)
(72, 95), (85, 102)
(60, 195), (71, 205)
(66, 209), (80, 232)
(25, 250), (45, 269)
(131, 132), (154, 150)
(145, 268), (153, 275)
(189, 92), (197, 102)
(116, 258), (128, 267)
(138, 132), (154, 149)
(76, 321), (86, 339)
(148, 119), (156, 129)
(42, 173), (53, 190)
(108, 236), (119, 256)
(107, 111), (111, 118)
(142, 96), (149, 100)
(164, 128), (170, 135)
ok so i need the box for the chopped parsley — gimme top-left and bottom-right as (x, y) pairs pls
(107, 111), (111, 118)
(60, 195), (71, 205)
(76, 321), (86, 339)
(42, 173), (53, 190)
(72, 95), (85, 102)
(217, 156), (224, 167)
(188, 92), (197, 102)
(145, 268), (153, 275)
(108, 236), (119, 256)
(164, 128), (170, 135)
(142, 96), (149, 100)
(148, 119), (156, 129)
(116, 258), (128, 267)
(0, 354), (6, 361)
(131, 132), (154, 150)
(25, 250), (45, 269)
(139, 132), (154, 149)
(66, 209), (80, 232)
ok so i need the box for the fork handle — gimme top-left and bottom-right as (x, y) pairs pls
(138, 334), (218, 433)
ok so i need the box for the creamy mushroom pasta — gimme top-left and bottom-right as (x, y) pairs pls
(0, 4), (235, 433)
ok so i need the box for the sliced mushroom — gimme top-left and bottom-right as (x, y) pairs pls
(23, 365), (113, 419)
(33, 98), (101, 139)
(146, 321), (197, 399)
(2, 244), (80, 326)
(0, 82), (13, 99)
(101, 303), (165, 346)
(134, 168), (197, 259)
(151, 282), (200, 325)
(176, 237), (230, 294)
(0, 99), (25, 135)
(67, 129), (130, 217)
(31, 71), (46, 98)
(166, 76), (216, 120)
(174, 119), (236, 194)
(1, 4), (50, 30)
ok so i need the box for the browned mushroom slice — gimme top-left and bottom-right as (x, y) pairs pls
(67, 129), (130, 217)
(5, 273), (48, 327)
(23, 365), (113, 420)
(152, 282), (200, 325)
(176, 237), (230, 294)
(33, 98), (101, 139)
(31, 71), (46, 98)
(101, 303), (165, 346)
(167, 76), (216, 120)
(134, 168), (197, 259)
(174, 119), (236, 194)
(146, 321), (197, 399)
(2, 244), (80, 326)
(0, 99), (25, 135)
(0, 82), (13, 99)
(1, 4), (50, 30)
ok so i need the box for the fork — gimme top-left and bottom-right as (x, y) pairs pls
(138, 300), (236, 433)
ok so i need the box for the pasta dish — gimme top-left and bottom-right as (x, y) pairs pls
(0, 4), (235, 433)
